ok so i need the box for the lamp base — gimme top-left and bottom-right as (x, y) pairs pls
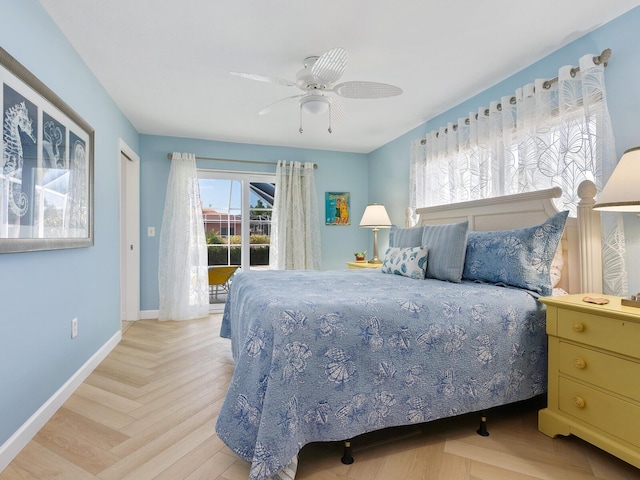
(622, 295), (640, 308)
(367, 227), (384, 265)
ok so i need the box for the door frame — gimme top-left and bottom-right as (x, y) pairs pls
(119, 139), (140, 322)
(198, 169), (275, 273)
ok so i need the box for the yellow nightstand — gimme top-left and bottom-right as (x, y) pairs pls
(346, 261), (381, 269)
(538, 294), (640, 469)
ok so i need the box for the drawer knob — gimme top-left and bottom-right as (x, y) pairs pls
(572, 322), (585, 332)
(573, 396), (586, 409)
(574, 357), (586, 369)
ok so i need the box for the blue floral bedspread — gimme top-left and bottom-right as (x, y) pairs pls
(216, 269), (547, 480)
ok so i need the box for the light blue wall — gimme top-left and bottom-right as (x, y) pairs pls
(369, 6), (640, 292)
(0, 0), (138, 446)
(138, 135), (369, 311)
(3, 0), (640, 458)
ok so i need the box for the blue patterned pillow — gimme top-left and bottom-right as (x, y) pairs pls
(421, 221), (469, 283)
(462, 211), (569, 296)
(389, 225), (425, 248)
(381, 246), (428, 279)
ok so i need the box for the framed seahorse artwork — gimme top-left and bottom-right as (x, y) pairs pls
(0, 47), (94, 253)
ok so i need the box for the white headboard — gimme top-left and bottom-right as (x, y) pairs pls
(409, 181), (602, 294)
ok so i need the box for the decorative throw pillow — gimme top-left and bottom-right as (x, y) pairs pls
(381, 246), (428, 279)
(550, 243), (564, 288)
(421, 221), (469, 282)
(389, 225), (425, 248)
(462, 211), (569, 296)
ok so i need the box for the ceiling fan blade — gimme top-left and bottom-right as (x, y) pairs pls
(333, 81), (403, 99)
(258, 94), (305, 115)
(230, 71), (296, 87)
(312, 47), (348, 85)
(326, 96), (346, 122)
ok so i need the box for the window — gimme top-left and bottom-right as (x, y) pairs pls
(198, 170), (275, 273)
(412, 100), (600, 216)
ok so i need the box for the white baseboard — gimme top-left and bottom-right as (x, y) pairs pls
(0, 330), (122, 472)
(139, 309), (159, 320)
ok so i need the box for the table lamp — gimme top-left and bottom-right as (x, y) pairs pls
(359, 204), (392, 264)
(593, 146), (640, 307)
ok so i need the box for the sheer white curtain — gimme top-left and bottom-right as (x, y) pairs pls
(158, 152), (209, 321)
(269, 161), (321, 270)
(410, 54), (627, 296)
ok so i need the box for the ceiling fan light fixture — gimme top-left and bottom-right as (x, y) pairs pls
(300, 95), (330, 115)
(232, 47), (402, 133)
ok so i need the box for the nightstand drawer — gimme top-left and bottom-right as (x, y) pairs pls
(557, 309), (640, 359)
(558, 341), (640, 401)
(559, 377), (640, 448)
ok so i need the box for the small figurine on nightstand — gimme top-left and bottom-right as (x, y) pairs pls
(354, 251), (366, 262)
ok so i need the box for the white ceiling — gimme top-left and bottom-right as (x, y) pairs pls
(39, 1), (640, 154)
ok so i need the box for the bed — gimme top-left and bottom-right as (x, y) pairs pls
(215, 181), (602, 480)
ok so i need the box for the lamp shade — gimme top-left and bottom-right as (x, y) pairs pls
(593, 146), (640, 212)
(359, 204), (392, 227)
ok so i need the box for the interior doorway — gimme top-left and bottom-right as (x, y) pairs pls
(119, 140), (140, 325)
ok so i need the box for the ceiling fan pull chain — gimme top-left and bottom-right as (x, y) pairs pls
(328, 103), (333, 134)
(299, 104), (304, 134)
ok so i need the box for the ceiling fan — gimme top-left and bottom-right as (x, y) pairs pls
(231, 47), (402, 133)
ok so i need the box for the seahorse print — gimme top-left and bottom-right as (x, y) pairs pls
(42, 116), (64, 168)
(65, 134), (88, 233)
(3, 101), (36, 217)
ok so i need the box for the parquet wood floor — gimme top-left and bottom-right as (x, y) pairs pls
(2, 315), (638, 479)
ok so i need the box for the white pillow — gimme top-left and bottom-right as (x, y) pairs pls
(381, 246), (428, 280)
(550, 243), (564, 288)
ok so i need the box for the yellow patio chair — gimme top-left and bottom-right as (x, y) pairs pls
(208, 265), (239, 300)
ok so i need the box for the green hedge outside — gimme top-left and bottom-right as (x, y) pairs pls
(206, 234), (271, 266)
(208, 245), (269, 266)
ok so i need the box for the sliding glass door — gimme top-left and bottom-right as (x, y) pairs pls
(198, 170), (275, 275)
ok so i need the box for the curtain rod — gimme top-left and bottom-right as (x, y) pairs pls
(166, 153), (317, 169)
(420, 48), (611, 145)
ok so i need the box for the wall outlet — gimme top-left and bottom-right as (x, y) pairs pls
(71, 318), (78, 339)
(148, 226), (155, 237)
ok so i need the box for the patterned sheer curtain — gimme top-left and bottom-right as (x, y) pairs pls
(158, 152), (209, 320)
(269, 161), (321, 270)
(410, 53), (627, 296)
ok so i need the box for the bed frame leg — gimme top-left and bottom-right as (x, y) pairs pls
(477, 415), (489, 436)
(341, 440), (354, 464)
